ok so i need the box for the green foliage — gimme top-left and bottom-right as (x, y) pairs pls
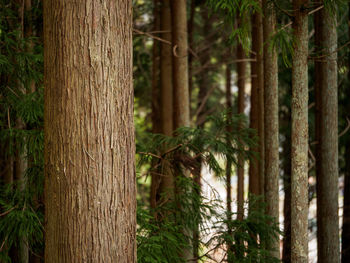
(210, 196), (281, 262)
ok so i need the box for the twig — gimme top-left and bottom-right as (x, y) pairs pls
(0, 206), (16, 217)
(339, 117), (350, 138)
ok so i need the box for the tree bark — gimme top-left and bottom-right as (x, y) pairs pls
(44, 1), (136, 262)
(291, 1), (309, 262)
(226, 64), (232, 217)
(342, 5), (350, 262)
(316, 7), (340, 263)
(249, 2), (263, 197)
(263, 0), (280, 258)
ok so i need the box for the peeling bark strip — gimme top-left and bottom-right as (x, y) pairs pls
(316, 7), (340, 263)
(291, 0), (309, 262)
(263, 0), (280, 258)
(44, 1), (136, 262)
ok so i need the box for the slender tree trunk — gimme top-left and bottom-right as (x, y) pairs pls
(249, 3), (263, 197)
(188, 0), (195, 102)
(263, 0), (280, 257)
(44, 1), (136, 262)
(172, 0), (190, 129)
(316, 7), (340, 263)
(171, 0), (191, 260)
(226, 64), (232, 216)
(158, 0), (175, 201)
(150, 0), (161, 209)
(282, 121), (292, 263)
(342, 6), (350, 262)
(291, 1), (309, 262)
(236, 40), (246, 221)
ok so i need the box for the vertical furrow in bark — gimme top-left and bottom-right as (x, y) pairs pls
(44, 1), (135, 262)
(291, 1), (309, 262)
(263, 0), (280, 258)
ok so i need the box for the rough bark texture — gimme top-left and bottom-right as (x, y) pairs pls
(44, 1), (136, 262)
(263, 0), (280, 258)
(342, 6), (350, 262)
(291, 1), (309, 262)
(316, 7), (340, 263)
(172, 0), (190, 129)
(249, 3), (263, 197)
(150, 0), (161, 209)
(236, 41), (246, 221)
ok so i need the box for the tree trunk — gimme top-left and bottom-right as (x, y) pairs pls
(158, 0), (175, 201)
(236, 40), (246, 221)
(226, 64), (232, 217)
(172, 0), (190, 129)
(342, 6), (350, 262)
(150, 0), (161, 209)
(249, 2), (263, 197)
(316, 7), (340, 263)
(291, 1), (309, 262)
(263, 0), (280, 258)
(43, 1), (136, 262)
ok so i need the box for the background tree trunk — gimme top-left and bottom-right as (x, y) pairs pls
(263, 0), (280, 257)
(291, 1), (309, 262)
(44, 1), (135, 262)
(316, 7), (340, 263)
(249, 2), (263, 197)
(236, 40), (246, 221)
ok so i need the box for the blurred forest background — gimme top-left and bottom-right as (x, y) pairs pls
(0, 0), (350, 262)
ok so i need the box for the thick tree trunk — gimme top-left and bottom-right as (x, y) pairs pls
(316, 7), (340, 263)
(236, 41), (246, 221)
(249, 2), (263, 197)
(44, 1), (136, 262)
(263, 0), (280, 258)
(342, 6), (350, 262)
(291, 1), (309, 262)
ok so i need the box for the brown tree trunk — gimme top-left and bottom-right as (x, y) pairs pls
(249, 2), (263, 197)
(342, 6), (350, 262)
(291, 1), (309, 262)
(43, 1), (136, 262)
(172, 0), (190, 129)
(316, 7), (340, 263)
(226, 64), (233, 216)
(158, 0), (175, 200)
(188, 0), (195, 102)
(150, 0), (161, 209)
(263, 0), (280, 257)
(236, 41), (246, 221)
(282, 119), (292, 263)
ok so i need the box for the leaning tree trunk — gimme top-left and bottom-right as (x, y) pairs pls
(291, 1), (309, 262)
(263, 0), (280, 258)
(316, 6), (340, 263)
(44, 1), (136, 262)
